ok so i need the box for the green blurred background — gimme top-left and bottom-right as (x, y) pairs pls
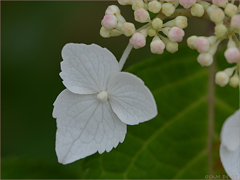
(2, 1), (216, 179)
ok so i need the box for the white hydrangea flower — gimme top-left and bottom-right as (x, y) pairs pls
(53, 43), (157, 164)
(220, 110), (240, 179)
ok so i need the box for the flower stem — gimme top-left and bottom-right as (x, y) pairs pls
(119, 42), (133, 71)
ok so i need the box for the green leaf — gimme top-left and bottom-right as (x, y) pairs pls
(77, 46), (239, 179)
(1, 156), (81, 179)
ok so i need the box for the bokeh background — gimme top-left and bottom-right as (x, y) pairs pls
(1, 1), (230, 179)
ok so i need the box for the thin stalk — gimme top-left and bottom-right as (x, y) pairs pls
(118, 23), (150, 71)
(119, 43), (133, 71)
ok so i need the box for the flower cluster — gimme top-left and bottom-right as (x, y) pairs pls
(100, 1), (189, 54)
(100, 0), (240, 88)
(187, 0), (239, 88)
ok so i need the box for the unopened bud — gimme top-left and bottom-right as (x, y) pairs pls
(105, 5), (120, 15)
(191, 3), (204, 17)
(150, 35), (165, 54)
(163, 16), (188, 29)
(129, 29), (147, 49)
(187, 35), (197, 49)
(229, 74), (239, 87)
(101, 14), (118, 30)
(162, 27), (185, 42)
(224, 47), (240, 64)
(214, 23), (227, 38)
(166, 42), (178, 53)
(194, 37), (210, 53)
(148, 28), (157, 37)
(206, 5), (218, 16)
(134, 8), (150, 23)
(122, 22), (136, 37)
(197, 1), (211, 10)
(100, 27), (122, 38)
(230, 14), (240, 30)
(215, 71), (229, 87)
(212, 0), (228, 8)
(197, 53), (213, 66)
(225, 4), (238, 17)
(148, 1), (162, 13)
(175, 16), (188, 29)
(159, 34), (178, 53)
(105, 5), (126, 23)
(210, 8), (225, 24)
(118, 0), (133, 5)
(152, 18), (163, 30)
(132, 0), (145, 10)
(179, 0), (196, 8)
(162, 3), (175, 17)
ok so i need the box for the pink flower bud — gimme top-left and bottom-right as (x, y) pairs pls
(212, 0), (228, 7)
(150, 37), (165, 54)
(194, 37), (210, 53)
(179, 0), (196, 8)
(231, 14), (240, 30)
(101, 14), (118, 30)
(134, 8), (150, 23)
(165, 27), (185, 42)
(224, 47), (240, 64)
(129, 32), (146, 49)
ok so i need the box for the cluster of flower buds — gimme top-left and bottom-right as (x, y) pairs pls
(187, 34), (239, 87)
(215, 66), (239, 87)
(187, 35), (220, 66)
(197, 0), (239, 38)
(186, 0), (239, 88)
(100, 0), (188, 54)
(100, 0), (189, 54)
(100, 0), (239, 88)
(215, 35), (239, 88)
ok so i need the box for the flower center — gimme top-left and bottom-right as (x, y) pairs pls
(97, 91), (108, 102)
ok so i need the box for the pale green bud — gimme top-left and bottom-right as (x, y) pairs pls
(214, 23), (227, 38)
(187, 35), (197, 49)
(148, 28), (157, 37)
(122, 22), (136, 37)
(225, 3), (238, 17)
(210, 8), (225, 24)
(191, 3), (204, 17)
(215, 71), (229, 87)
(152, 18), (163, 30)
(229, 74), (239, 88)
(148, 1), (162, 13)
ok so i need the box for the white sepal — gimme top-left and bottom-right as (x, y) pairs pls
(221, 110), (239, 152)
(60, 43), (119, 94)
(53, 89), (127, 164)
(220, 145), (240, 179)
(107, 72), (157, 125)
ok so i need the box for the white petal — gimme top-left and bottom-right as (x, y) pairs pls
(220, 144), (240, 179)
(107, 72), (157, 125)
(53, 89), (126, 164)
(221, 110), (239, 151)
(60, 43), (119, 94)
